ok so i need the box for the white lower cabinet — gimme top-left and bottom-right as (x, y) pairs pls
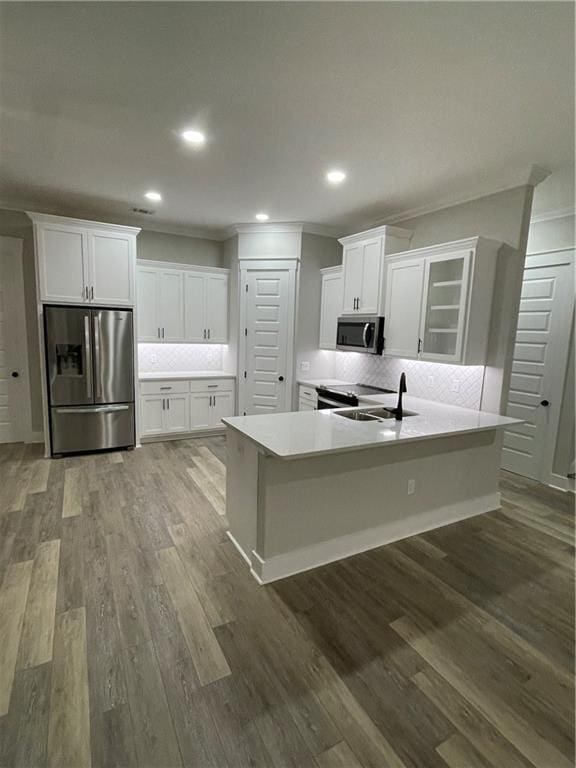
(298, 384), (317, 411)
(140, 378), (235, 439)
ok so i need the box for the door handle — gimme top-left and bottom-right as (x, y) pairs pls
(84, 315), (93, 399)
(540, 399), (550, 407)
(93, 315), (102, 400)
(10, 371), (19, 378)
(56, 405), (129, 414)
(90, 286), (94, 300)
(278, 375), (284, 382)
(167, 398), (170, 410)
(417, 338), (422, 354)
(362, 323), (371, 348)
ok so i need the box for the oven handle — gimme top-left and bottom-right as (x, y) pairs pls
(318, 396), (353, 409)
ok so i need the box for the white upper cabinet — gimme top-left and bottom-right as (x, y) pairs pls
(205, 274), (228, 342)
(384, 258), (426, 358)
(384, 237), (500, 365)
(88, 230), (135, 306)
(137, 261), (229, 344)
(319, 266), (343, 349)
(339, 225), (412, 316)
(159, 270), (185, 341)
(29, 213), (140, 306)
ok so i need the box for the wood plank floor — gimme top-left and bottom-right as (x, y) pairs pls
(0, 438), (573, 768)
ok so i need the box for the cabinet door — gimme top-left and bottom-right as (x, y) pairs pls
(319, 272), (343, 349)
(190, 392), (212, 429)
(359, 239), (382, 314)
(137, 268), (161, 341)
(419, 251), (471, 363)
(299, 399), (316, 412)
(140, 395), (165, 436)
(211, 391), (235, 427)
(164, 394), (190, 433)
(37, 226), (88, 303)
(341, 244), (363, 314)
(184, 273), (206, 342)
(160, 271), (185, 341)
(89, 231), (135, 306)
(384, 258), (425, 358)
(205, 275), (228, 342)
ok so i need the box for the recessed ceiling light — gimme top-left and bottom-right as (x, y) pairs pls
(144, 190), (162, 202)
(326, 169), (347, 185)
(255, 212), (269, 222)
(181, 129), (206, 145)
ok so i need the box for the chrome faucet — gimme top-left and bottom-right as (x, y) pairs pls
(396, 372), (407, 420)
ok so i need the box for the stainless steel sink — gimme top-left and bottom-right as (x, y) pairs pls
(336, 411), (382, 422)
(334, 407), (418, 422)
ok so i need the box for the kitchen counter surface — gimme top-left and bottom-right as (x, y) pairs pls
(223, 394), (521, 460)
(139, 371), (236, 381)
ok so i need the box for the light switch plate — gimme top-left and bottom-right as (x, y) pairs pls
(300, 361), (311, 372)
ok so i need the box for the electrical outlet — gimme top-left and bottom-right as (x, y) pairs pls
(150, 353), (158, 364)
(407, 478), (416, 495)
(451, 379), (460, 393)
(427, 376), (434, 388)
(300, 361), (311, 372)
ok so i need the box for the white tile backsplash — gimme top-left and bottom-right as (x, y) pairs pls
(138, 343), (225, 373)
(331, 352), (485, 409)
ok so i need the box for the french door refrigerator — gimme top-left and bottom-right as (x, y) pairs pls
(45, 306), (135, 455)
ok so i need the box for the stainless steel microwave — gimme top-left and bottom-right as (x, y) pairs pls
(336, 316), (384, 355)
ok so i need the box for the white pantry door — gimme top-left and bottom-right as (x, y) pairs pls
(0, 237), (32, 443)
(241, 265), (295, 415)
(501, 259), (574, 482)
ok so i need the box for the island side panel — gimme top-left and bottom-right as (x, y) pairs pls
(252, 430), (501, 583)
(225, 428), (262, 565)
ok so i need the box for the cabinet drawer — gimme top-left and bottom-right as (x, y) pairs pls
(189, 379), (234, 393)
(139, 380), (190, 395)
(299, 385), (317, 402)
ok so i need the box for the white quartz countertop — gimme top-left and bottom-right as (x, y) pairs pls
(139, 371), (236, 381)
(223, 394), (522, 460)
(297, 378), (354, 388)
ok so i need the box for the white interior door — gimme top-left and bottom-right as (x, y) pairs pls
(0, 237), (32, 443)
(241, 266), (295, 415)
(502, 260), (574, 481)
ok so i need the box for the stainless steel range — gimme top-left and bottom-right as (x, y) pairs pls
(44, 305), (135, 456)
(316, 383), (396, 409)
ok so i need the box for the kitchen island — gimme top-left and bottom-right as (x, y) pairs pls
(223, 395), (521, 584)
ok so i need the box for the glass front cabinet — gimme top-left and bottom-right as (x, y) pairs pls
(384, 237), (500, 365)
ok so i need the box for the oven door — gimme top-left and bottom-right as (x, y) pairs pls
(317, 396), (349, 410)
(336, 316), (383, 354)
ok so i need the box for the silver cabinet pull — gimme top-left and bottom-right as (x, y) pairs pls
(207, 328), (210, 339)
(162, 327), (165, 339)
(203, 329), (206, 339)
(207, 384), (218, 389)
(162, 398), (165, 410)
(84, 315), (93, 399)
(159, 386), (172, 391)
(90, 286), (94, 300)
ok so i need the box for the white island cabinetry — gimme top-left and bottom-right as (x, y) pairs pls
(223, 397), (520, 584)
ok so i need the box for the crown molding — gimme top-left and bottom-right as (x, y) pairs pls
(373, 164), (551, 227)
(338, 223), (413, 246)
(530, 205), (575, 224)
(26, 211), (141, 235)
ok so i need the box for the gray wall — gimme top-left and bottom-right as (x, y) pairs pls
(295, 234), (342, 385)
(137, 229), (223, 266)
(0, 207), (225, 438)
(396, 185), (535, 413)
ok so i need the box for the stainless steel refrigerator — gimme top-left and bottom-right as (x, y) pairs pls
(45, 306), (135, 455)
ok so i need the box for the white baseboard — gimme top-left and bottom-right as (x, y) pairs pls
(249, 492), (500, 584)
(26, 430), (44, 444)
(547, 473), (575, 493)
(226, 530), (264, 585)
(141, 427), (225, 443)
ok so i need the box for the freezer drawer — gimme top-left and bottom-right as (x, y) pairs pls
(50, 403), (135, 455)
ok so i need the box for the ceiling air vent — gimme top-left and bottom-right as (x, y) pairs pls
(131, 207), (156, 215)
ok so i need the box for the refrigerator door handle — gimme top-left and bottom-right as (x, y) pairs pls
(84, 315), (93, 399)
(55, 405), (130, 414)
(93, 313), (102, 401)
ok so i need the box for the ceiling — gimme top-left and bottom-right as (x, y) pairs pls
(0, 2), (573, 239)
